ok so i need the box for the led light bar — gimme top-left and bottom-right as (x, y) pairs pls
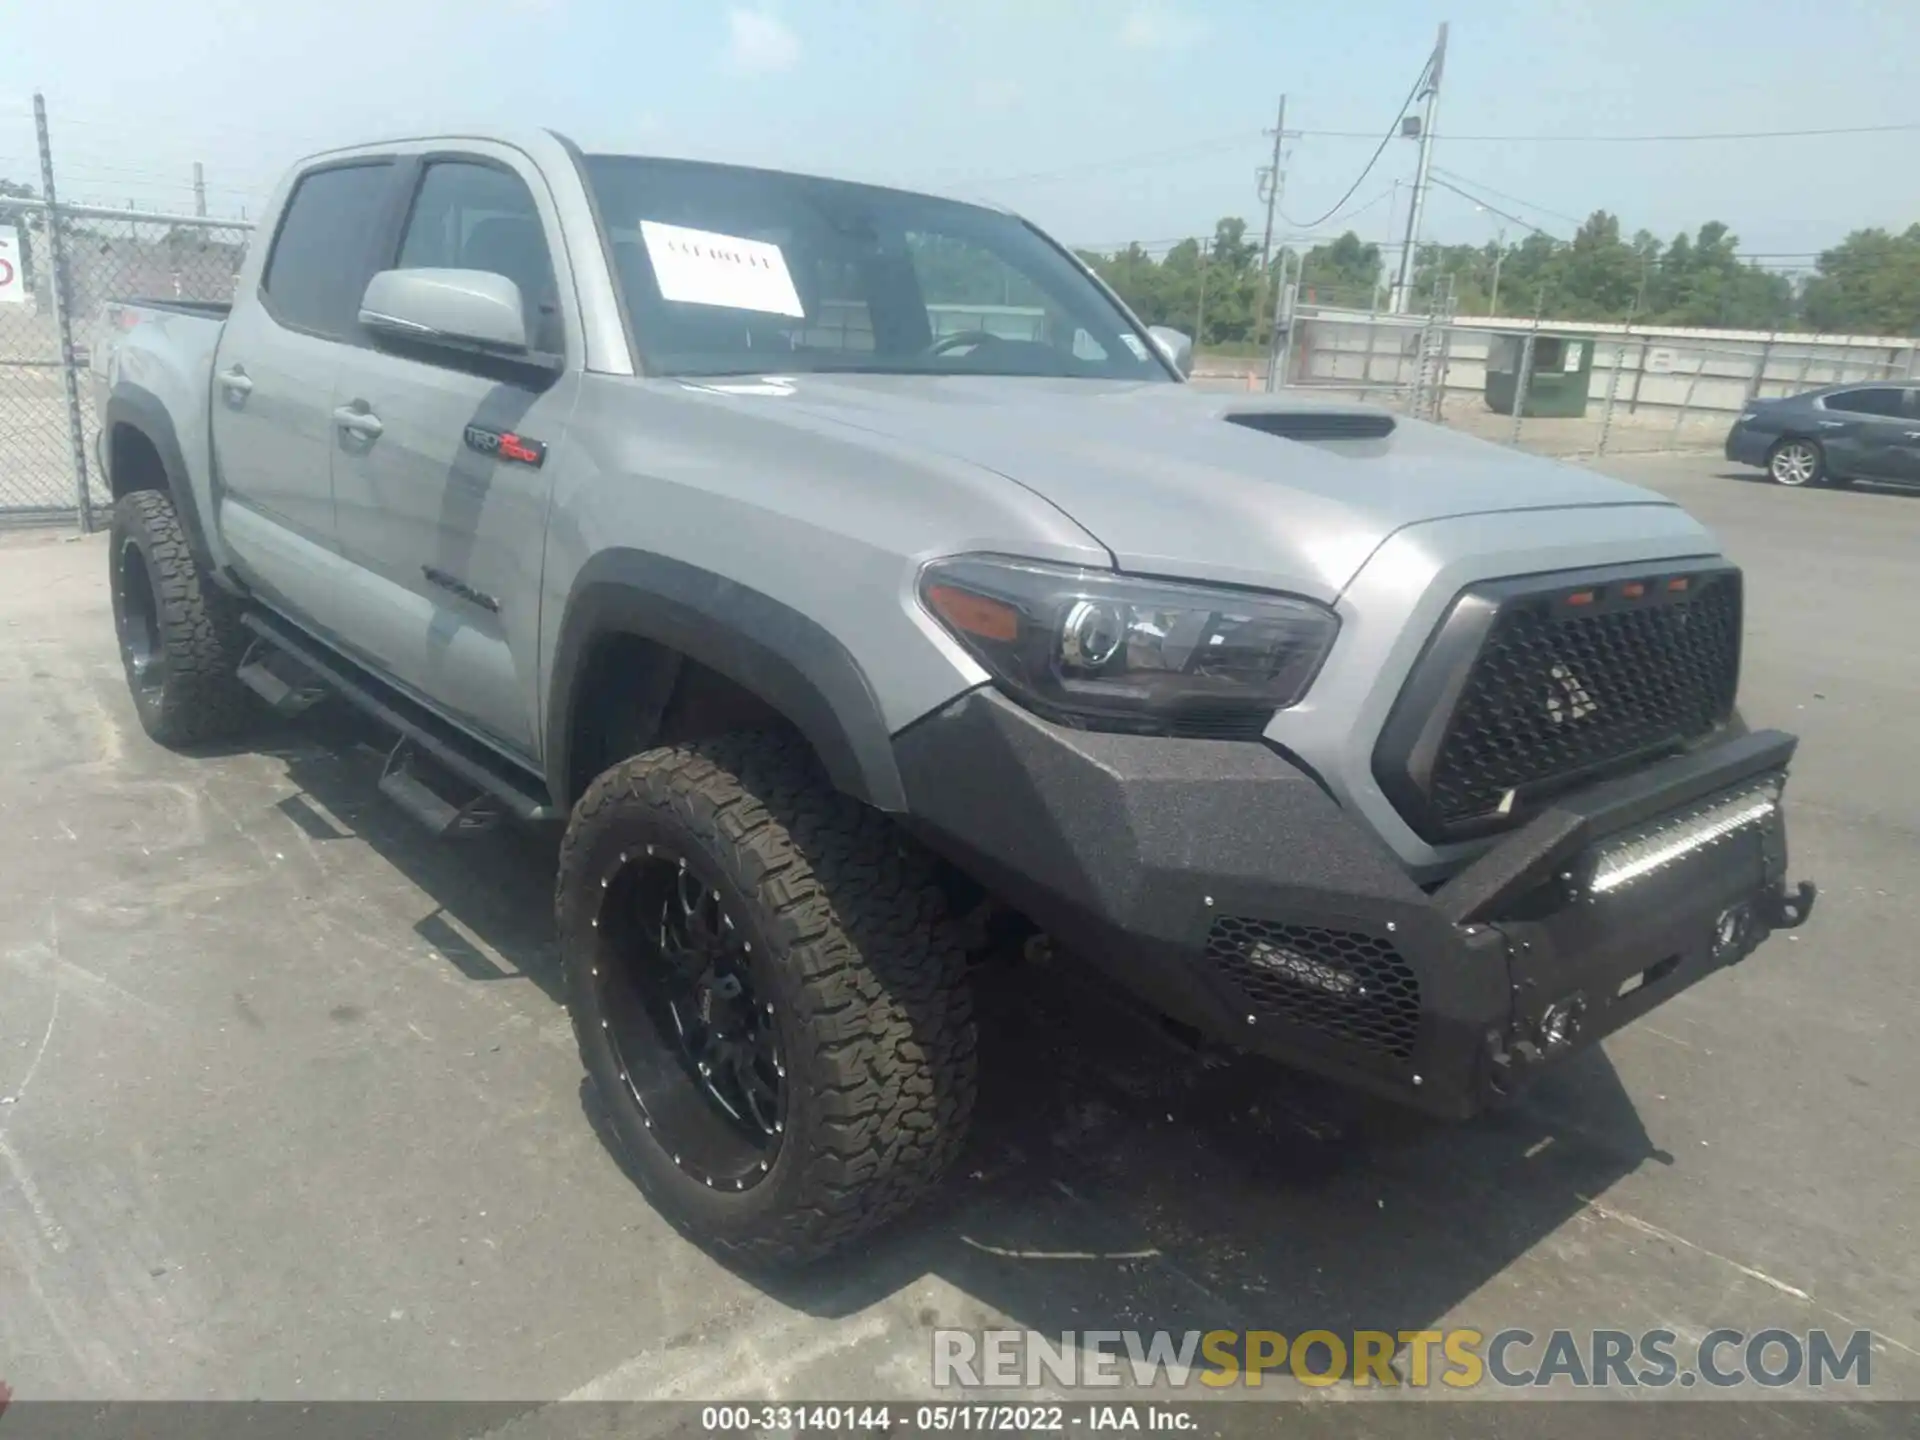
(1589, 781), (1780, 896)
(1246, 940), (1359, 996)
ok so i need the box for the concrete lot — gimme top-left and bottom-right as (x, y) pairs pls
(1, 454), (1916, 1422)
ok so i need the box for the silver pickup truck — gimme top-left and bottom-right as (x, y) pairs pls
(92, 128), (1814, 1266)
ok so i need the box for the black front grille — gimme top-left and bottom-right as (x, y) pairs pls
(1428, 572), (1741, 828)
(1205, 918), (1421, 1061)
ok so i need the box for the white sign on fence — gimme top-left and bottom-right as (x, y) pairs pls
(0, 225), (25, 305)
(1646, 347), (1703, 376)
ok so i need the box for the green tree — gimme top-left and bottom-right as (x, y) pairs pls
(1297, 231), (1382, 309)
(1644, 222), (1792, 328)
(1799, 225), (1920, 335)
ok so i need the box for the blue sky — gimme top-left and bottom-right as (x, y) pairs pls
(4, 0), (1916, 271)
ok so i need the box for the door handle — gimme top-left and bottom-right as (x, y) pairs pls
(332, 404), (384, 440)
(217, 367), (253, 397)
(1904, 431), (1920, 440)
(1816, 420), (1844, 429)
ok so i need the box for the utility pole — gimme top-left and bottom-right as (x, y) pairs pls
(193, 162), (207, 218)
(1195, 237), (1209, 349)
(1390, 22), (1447, 314)
(1488, 227), (1507, 316)
(1374, 180), (1401, 312)
(1255, 95), (1286, 348)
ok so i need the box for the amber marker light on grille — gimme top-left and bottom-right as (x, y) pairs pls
(1621, 581), (1647, 599)
(924, 584), (1020, 643)
(1566, 590), (1595, 606)
(1668, 577), (1691, 592)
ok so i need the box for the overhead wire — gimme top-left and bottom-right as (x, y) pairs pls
(1277, 52), (1434, 229)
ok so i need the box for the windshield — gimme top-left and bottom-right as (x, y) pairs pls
(582, 155), (1173, 382)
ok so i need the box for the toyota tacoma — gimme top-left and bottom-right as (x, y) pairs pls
(91, 129), (1815, 1265)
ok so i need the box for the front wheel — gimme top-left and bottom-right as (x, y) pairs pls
(556, 731), (977, 1267)
(1767, 438), (1825, 487)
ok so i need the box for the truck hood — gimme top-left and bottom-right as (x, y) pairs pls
(724, 373), (1678, 596)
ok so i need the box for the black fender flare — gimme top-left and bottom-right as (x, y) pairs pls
(103, 385), (218, 575)
(545, 549), (907, 813)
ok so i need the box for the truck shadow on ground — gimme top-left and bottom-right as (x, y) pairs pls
(265, 702), (1667, 1360)
(748, 960), (1669, 1353)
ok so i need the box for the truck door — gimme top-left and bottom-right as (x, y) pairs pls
(210, 160), (395, 571)
(326, 152), (576, 759)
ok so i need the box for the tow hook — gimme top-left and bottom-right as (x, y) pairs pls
(1759, 880), (1818, 931)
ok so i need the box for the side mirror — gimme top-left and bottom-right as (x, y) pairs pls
(359, 268), (530, 357)
(1148, 325), (1194, 378)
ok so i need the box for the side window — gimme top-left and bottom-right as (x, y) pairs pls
(396, 161), (561, 353)
(261, 162), (395, 339)
(1825, 387), (1903, 417)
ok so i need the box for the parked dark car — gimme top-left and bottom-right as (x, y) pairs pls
(1725, 382), (1920, 488)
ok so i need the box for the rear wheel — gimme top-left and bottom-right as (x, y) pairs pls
(557, 731), (977, 1266)
(1767, 438), (1824, 487)
(107, 490), (256, 745)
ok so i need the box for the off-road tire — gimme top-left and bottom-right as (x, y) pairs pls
(107, 490), (256, 746)
(557, 730), (977, 1267)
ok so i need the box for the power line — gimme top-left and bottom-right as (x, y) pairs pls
(1296, 120), (1920, 143)
(1277, 51), (1434, 230)
(1428, 175), (1561, 240)
(1430, 171), (1831, 265)
(1430, 167), (1585, 227)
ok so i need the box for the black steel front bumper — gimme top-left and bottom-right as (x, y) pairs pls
(894, 690), (1814, 1119)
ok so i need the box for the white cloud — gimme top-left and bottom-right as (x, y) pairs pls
(1117, 3), (1206, 51)
(724, 7), (801, 75)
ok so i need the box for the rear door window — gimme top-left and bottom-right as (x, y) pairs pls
(260, 162), (396, 340)
(1824, 387), (1905, 417)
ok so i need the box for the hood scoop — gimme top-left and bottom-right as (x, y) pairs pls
(1225, 410), (1397, 442)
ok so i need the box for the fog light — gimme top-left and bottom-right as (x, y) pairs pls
(1538, 995), (1586, 1052)
(1713, 903), (1753, 959)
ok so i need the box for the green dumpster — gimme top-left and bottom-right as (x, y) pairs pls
(1484, 331), (1594, 418)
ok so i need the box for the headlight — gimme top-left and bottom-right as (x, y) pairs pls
(919, 555), (1339, 738)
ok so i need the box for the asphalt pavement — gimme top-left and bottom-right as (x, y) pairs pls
(0, 453), (1915, 1426)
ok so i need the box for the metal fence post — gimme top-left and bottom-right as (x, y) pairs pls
(1745, 334), (1775, 406)
(33, 94), (93, 532)
(1596, 336), (1628, 456)
(1430, 319), (1455, 421)
(1509, 328), (1538, 447)
(1266, 265), (1297, 394)
(1669, 358), (1707, 446)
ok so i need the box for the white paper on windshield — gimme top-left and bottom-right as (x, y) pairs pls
(640, 221), (805, 318)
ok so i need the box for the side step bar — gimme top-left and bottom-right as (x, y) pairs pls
(239, 610), (556, 825)
(236, 638), (329, 716)
(379, 739), (502, 838)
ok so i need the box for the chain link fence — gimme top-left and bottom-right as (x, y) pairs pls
(1194, 306), (1920, 461)
(2, 194), (252, 524)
